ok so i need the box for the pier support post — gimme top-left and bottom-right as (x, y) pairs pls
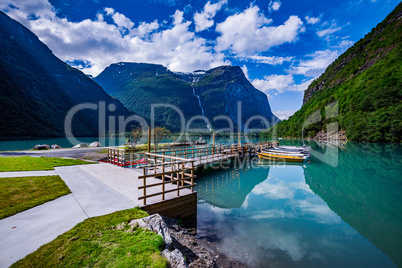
(147, 127), (151, 153)
(212, 130), (215, 154)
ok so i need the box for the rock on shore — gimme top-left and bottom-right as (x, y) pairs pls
(313, 130), (348, 141)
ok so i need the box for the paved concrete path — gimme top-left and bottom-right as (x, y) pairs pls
(0, 170), (57, 178)
(0, 164), (137, 268)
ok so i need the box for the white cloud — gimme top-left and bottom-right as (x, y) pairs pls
(172, 10), (184, 25)
(286, 78), (315, 92)
(317, 21), (342, 37)
(216, 5), (304, 54)
(305, 15), (321, 25)
(132, 20), (159, 38)
(294, 200), (341, 224)
(0, 0), (54, 18)
(194, 0), (227, 32)
(237, 54), (293, 65)
(103, 7), (134, 34)
(268, 0), (281, 11)
(240, 65), (249, 80)
(338, 39), (354, 48)
(252, 74), (294, 93)
(251, 180), (295, 200)
(1, 0), (229, 76)
(290, 49), (339, 77)
(273, 110), (296, 120)
(250, 209), (291, 219)
(252, 74), (314, 94)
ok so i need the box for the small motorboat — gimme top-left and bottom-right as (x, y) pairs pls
(262, 148), (310, 156)
(275, 145), (311, 153)
(258, 144), (311, 162)
(257, 151), (309, 162)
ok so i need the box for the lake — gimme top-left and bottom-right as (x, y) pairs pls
(1, 137), (400, 267)
(0, 135), (257, 151)
(194, 140), (402, 267)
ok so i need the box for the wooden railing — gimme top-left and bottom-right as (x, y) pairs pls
(106, 141), (279, 168)
(138, 153), (196, 205)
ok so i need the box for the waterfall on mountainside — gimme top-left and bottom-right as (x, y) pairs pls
(191, 76), (210, 130)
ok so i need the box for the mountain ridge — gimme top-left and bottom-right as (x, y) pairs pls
(95, 62), (279, 132)
(263, 3), (402, 142)
(0, 11), (133, 137)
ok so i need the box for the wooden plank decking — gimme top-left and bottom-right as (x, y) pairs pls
(79, 163), (194, 207)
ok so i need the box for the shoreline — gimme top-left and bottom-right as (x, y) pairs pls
(163, 216), (247, 268)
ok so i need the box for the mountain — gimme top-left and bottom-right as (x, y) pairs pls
(95, 63), (279, 132)
(0, 11), (132, 138)
(263, 3), (402, 142)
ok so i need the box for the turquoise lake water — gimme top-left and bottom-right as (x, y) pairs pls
(0, 136), (257, 151)
(1, 137), (401, 267)
(194, 141), (402, 267)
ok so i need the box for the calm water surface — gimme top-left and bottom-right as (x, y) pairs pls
(195, 141), (402, 268)
(0, 136), (256, 151)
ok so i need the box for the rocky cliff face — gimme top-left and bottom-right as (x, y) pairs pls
(0, 11), (132, 137)
(95, 63), (279, 131)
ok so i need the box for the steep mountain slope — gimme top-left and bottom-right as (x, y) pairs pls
(95, 63), (278, 131)
(0, 11), (132, 137)
(263, 3), (401, 142)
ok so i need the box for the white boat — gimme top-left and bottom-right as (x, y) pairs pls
(262, 148), (309, 156)
(275, 145), (311, 153)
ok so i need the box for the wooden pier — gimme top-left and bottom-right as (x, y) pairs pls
(104, 141), (278, 218)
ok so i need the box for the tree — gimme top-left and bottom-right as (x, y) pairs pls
(131, 126), (143, 148)
(153, 127), (170, 151)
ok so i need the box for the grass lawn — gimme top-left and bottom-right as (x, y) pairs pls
(0, 175), (71, 219)
(0, 156), (95, 172)
(12, 208), (167, 268)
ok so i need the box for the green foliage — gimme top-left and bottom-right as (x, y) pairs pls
(153, 127), (170, 148)
(0, 156), (94, 171)
(12, 208), (167, 268)
(0, 175), (70, 219)
(263, 3), (402, 142)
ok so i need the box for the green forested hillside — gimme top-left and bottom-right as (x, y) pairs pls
(263, 3), (402, 142)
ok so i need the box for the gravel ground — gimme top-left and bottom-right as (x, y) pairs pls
(163, 216), (247, 268)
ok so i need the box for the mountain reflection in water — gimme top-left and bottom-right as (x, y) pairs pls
(194, 141), (401, 268)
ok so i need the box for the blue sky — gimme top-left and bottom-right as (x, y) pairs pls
(1, 0), (399, 119)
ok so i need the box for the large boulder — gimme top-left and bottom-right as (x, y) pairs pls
(129, 214), (172, 249)
(89, 141), (101, 147)
(51, 144), (61, 149)
(72, 143), (88, 149)
(162, 249), (188, 268)
(33, 144), (49, 150)
(129, 214), (189, 267)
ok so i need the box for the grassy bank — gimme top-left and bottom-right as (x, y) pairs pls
(12, 208), (167, 268)
(0, 156), (94, 172)
(0, 175), (70, 219)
